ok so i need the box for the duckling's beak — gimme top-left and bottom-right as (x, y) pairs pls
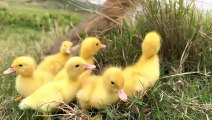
(118, 89), (128, 102)
(66, 48), (71, 54)
(84, 64), (96, 70)
(3, 67), (15, 74)
(101, 44), (106, 49)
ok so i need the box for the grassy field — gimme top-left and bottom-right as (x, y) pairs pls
(0, 0), (86, 119)
(0, 0), (211, 120)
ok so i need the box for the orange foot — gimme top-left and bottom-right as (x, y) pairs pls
(15, 95), (24, 101)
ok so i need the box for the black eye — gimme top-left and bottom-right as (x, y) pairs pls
(19, 64), (23, 67)
(75, 64), (80, 68)
(111, 81), (115, 85)
(96, 43), (99, 46)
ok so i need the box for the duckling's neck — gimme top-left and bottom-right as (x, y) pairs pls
(59, 52), (70, 57)
(19, 72), (33, 78)
(80, 50), (93, 59)
(136, 56), (147, 65)
(80, 56), (94, 65)
(67, 74), (79, 82)
(56, 53), (70, 63)
(137, 54), (158, 66)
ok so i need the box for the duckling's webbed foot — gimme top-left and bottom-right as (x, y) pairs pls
(15, 95), (24, 102)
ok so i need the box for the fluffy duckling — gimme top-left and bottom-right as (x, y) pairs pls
(37, 41), (73, 76)
(54, 37), (106, 81)
(80, 37), (106, 64)
(123, 31), (161, 97)
(77, 67), (128, 110)
(19, 57), (96, 115)
(3, 56), (53, 98)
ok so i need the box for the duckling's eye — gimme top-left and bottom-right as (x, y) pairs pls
(111, 81), (115, 85)
(96, 43), (99, 46)
(75, 64), (80, 68)
(18, 64), (23, 67)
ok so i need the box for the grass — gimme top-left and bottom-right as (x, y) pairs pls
(0, 0), (212, 120)
(0, 22), (54, 120)
(0, 0), (84, 119)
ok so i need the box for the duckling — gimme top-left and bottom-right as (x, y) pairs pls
(80, 37), (106, 64)
(3, 56), (53, 98)
(123, 31), (161, 97)
(54, 37), (106, 81)
(77, 67), (128, 110)
(37, 41), (73, 76)
(19, 57), (96, 116)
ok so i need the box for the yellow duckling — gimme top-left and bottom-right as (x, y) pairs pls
(77, 67), (128, 110)
(124, 31), (161, 97)
(19, 57), (96, 115)
(80, 37), (106, 64)
(3, 56), (53, 98)
(37, 41), (73, 76)
(54, 37), (106, 81)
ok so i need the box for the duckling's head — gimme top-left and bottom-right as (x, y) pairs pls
(80, 37), (106, 58)
(3, 56), (36, 76)
(60, 41), (73, 54)
(65, 57), (96, 79)
(103, 67), (128, 102)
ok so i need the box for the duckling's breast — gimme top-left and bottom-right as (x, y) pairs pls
(16, 76), (42, 97)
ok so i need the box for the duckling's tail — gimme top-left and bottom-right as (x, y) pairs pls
(142, 31), (161, 58)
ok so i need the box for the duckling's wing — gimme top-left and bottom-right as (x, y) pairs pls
(19, 83), (64, 112)
(34, 70), (54, 83)
(52, 61), (63, 73)
(37, 56), (63, 75)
